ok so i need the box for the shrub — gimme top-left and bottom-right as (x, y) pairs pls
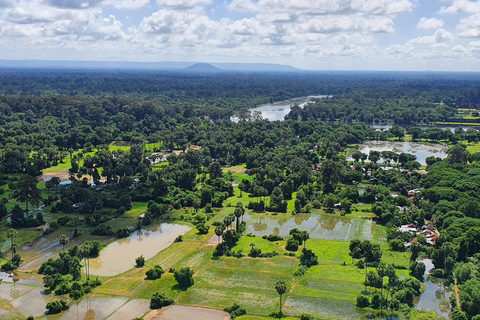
(174, 267), (194, 288)
(300, 314), (315, 320)
(294, 265), (308, 276)
(146, 265), (165, 280)
(115, 227), (130, 238)
(356, 295), (370, 308)
(150, 292), (174, 309)
(285, 238), (299, 251)
(174, 235), (183, 242)
(135, 255), (145, 268)
(196, 223), (209, 234)
(223, 303), (246, 319)
(1, 254), (23, 271)
(299, 249), (318, 267)
(263, 234), (283, 242)
(249, 247), (262, 258)
(46, 300), (68, 314)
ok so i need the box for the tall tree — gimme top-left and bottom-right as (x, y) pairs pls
(7, 228), (17, 259)
(275, 280), (287, 318)
(234, 203), (244, 230)
(214, 226), (224, 244)
(59, 234), (69, 253)
(13, 175), (41, 212)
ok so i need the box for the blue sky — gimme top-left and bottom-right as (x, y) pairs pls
(1, 0), (480, 71)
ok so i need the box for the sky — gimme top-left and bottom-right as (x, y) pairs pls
(2, 0), (480, 71)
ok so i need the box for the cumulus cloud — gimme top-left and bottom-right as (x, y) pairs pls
(417, 17), (444, 29)
(409, 28), (454, 44)
(156, 0), (211, 10)
(385, 43), (414, 55)
(457, 13), (480, 37)
(301, 14), (395, 34)
(230, 0), (413, 16)
(46, 0), (104, 9)
(439, 0), (480, 14)
(105, 0), (150, 9)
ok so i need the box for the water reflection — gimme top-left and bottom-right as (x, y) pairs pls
(246, 214), (372, 241)
(349, 140), (448, 165)
(415, 259), (451, 319)
(248, 95), (329, 121)
(89, 223), (191, 277)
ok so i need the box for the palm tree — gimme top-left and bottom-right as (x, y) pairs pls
(275, 280), (287, 318)
(10, 243), (18, 258)
(81, 244), (92, 281)
(7, 228), (17, 259)
(234, 206), (243, 230)
(214, 226), (224, 244)
(59, 234), (69, 253)
(301, 231), (309, 250)
(70, 256), (81, 281)
(361, 240), (372, 292)
(376, 262), (387, 314)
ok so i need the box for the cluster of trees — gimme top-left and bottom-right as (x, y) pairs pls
(38, 242), (102, 297)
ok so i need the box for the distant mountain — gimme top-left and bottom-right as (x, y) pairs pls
(0, 59), (302, 72)
(184, 63), (222, 73)
(211, 63), (300, 72)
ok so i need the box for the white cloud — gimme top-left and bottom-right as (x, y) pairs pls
(417, 17), (444, 29)
(230, 0), (413, 16)
(439, 0), (480, 14)
(457, 13), (480, 37)
(409, 28), (454, 44)
(156, 0), (211, 10)
(300, 14), (395, 34)
(384, 43), (414, 56)
(106, 0), (150, 9)
(46, 0), (104, 9)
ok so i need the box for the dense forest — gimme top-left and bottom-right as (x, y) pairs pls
(2, 69), (480, 320)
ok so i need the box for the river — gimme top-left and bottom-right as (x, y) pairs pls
(247, 95), (328, 121)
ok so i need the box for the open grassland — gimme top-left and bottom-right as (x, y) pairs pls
(465, 140), (480, 153)
(109, 141), (132, 153)
(124, 202), (149, 218)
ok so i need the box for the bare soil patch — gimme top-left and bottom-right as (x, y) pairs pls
(150, 305), (230, 320)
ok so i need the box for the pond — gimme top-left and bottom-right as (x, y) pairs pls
(89, 223), (192, 277)
(248, 95), (328, 121)
(371, 124), (479, 133)
(349, 140), (448, 165)
(415, 259), (451, 319)
(245, 213), (372, 241)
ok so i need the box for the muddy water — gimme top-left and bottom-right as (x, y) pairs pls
(89, 223), (191, 277)
(246, 214), (372, 241)
(349, 140), (448, 165)
(415, 259), (451, 319)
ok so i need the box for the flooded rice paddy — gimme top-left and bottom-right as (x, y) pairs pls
(415, 259), (451, 319)
(349, 140), (448, 165)
(0, 281), (150, 320)
(89, 223), (192, 276)
(246, 213), (373, 241)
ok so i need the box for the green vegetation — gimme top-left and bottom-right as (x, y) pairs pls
(3, 71), (480, 320)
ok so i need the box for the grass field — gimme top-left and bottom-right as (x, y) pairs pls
(124, 202), (149, 218)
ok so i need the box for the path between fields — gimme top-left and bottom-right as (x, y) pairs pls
(144, 305), (230, 320)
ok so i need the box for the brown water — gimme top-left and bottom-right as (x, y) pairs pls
(89, 223), (191, 276)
